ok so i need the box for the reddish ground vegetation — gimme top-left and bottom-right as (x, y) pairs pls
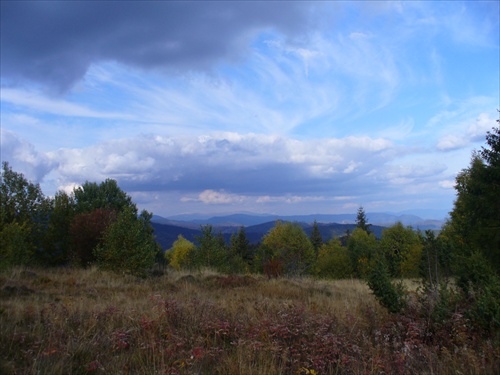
(0, 268), (498, 374)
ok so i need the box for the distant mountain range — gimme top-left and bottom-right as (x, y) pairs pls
(151, 211), (445, 250)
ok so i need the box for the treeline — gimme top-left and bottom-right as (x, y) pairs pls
(0, 166), (161, 276)
(165, 213), (425, 280)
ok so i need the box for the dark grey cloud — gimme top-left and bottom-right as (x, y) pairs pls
(1, 1), (313, 93)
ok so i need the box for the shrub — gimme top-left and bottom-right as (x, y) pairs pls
(367, 256), (406, 313)
(314, 239), (354, 279)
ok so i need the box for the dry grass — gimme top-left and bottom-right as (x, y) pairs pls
(0, 267), (498, 374)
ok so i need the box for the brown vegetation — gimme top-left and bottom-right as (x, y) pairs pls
(1, 267), (498, 374)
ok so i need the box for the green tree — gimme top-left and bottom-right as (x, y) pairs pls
(94, 207), (160, 277)
(194, 225), (228, 271)
(347, 227), (377, 277)
(314, 239), (353, 279)
(0, 222), (33, 270)
(165, 234), (196, 271)
(419, 230), (452, 291)
(228, 227), (252, 273)
(378, 222), (422, 278)
(423, 123), (500, 333)
(73, 179), (136, 214)
(69, 179), (139, 266)
(355, 206), (371, 234)
(310, 220), (323, 256)
(261, 221), (315, 276)
(447, 126), (500, 271)
(367, 255), (407, 313)
(0, 162), (51, 266)
(70, 208), (117, 267)
(41, 191), (75, 265)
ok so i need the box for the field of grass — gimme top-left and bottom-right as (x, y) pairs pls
(1, 267), (498, 374)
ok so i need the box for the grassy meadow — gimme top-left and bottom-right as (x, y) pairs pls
(0, 267), (498, 374)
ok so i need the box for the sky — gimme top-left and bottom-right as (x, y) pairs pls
(1, 1), (499, 219)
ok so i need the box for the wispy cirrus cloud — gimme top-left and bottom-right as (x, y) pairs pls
(0, 88), (133, 120)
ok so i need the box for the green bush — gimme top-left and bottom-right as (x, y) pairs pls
(314, 239), (354, 279)
(367, 256), (406, 313)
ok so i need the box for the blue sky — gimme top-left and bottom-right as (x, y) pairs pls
(1, 1), (499, 219)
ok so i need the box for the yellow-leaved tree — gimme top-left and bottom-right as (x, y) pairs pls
(166, 234), (196, 271)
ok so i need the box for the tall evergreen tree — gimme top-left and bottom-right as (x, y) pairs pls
(230, 227), (251, 261)
(355, 206), (371, 234)
(443, 123), (500, 331)
(310, 220), (323, 255)
(447, 125), (500, 272)
(195, 225), (228, 270)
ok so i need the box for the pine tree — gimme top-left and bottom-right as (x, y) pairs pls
(310, 220), (323, 255)
(355, 206), (371, 233)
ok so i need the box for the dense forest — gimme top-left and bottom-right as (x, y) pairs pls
(1, 125), (499, 325)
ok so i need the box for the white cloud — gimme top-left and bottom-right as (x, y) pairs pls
(467, 113), (495, 141)
(0, 128), (55, 182)
(58, 182), (82, 195)
(439, 180), (455, 189)
(196, 190), (245, 205)
(437, 134), (467, 151)
(343, 161), (361, 174)
(437, 112), (496, 151)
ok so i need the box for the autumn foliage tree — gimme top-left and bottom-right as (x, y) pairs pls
(260, 221), (315, 276)
(165, 234), (196, 271)
(68, 178), (142, 267)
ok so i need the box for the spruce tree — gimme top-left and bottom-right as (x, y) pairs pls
(355, 206), (371, 234)
(310, 220), (323, 255)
